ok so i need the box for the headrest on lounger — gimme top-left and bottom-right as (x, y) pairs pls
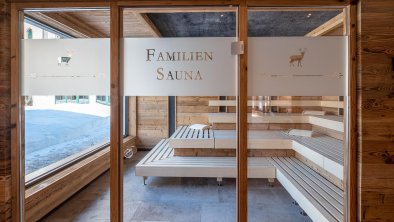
(188, 124), (209, 130)
(288, 129), (315, 137)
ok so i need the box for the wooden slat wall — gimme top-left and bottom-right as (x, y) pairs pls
(277, 96), (323, 113)
(0, 2), (12, 222)
(176, 96), (219, 126)
(358, 0), (394, 221)
(136, 96), (168, 149)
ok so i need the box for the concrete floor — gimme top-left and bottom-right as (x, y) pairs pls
(41, 152), (311, 222)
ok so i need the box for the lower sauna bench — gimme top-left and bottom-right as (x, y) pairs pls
(136, 139), (276, 179)
(271, 157), (344, 222)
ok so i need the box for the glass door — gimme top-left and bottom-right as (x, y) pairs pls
(246, 7), (348, 222)
(120, 7), (239, 221)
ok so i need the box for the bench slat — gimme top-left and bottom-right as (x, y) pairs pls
(139, 139), (167, 165)
(292, 158), (343, 197)
(280, 157), (343, 214)
(285, 132), (343, 165)
(272, 157), (343, 222)
(153, 140), (170, 162)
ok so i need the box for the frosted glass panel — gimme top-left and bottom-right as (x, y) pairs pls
(22, 39), (110, 95)
(123, 37), (237, 96)
(248, 37), (347, 96)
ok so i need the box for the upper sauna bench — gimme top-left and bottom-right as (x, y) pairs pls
(208, 113), (344, 133)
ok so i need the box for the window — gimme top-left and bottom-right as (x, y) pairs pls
(23, 20), (111, 183)
(96, 95), (110, 105)
(55, 95), (90, 104)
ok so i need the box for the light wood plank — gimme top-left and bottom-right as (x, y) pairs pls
(306, 12), (345, 37)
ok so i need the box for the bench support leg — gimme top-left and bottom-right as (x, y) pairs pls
(143, 176), (148, 185)
(217, 177), (223, 186)
(300, 210), (307, 216)
(268, 178), (275, 187)
(292, 200), (299, 206)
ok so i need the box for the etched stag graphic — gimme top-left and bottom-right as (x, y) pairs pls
(289, 48), (306, 67)
(58, 50), (73, 66)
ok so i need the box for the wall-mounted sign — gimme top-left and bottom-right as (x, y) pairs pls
(22, 39), (110, 95)
(248, 37), (347, 96)
(123, 37), (237, 96)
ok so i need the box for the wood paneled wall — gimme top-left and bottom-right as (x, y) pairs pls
(277, 96), (324, 113)
(176, 96), (219, 126)
(358, 0), (394, 221)
(136, 96), (168, 149)
(131, 96), (221, 149)
(0, 1), (12, 222)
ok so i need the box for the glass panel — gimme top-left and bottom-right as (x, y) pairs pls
(122, 8), (238, 221)
(22, 8), (111, 221)
(247, 8), (347, 222)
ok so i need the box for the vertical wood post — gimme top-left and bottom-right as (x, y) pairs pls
(237, 2), (248, 222)
(346, 3), (357, 222)
(110, 3), (123, 222)
(10, 6), (24, 222)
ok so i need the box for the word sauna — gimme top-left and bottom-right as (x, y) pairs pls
(146, 49), (214, 81)
(156, 68), (203, 80)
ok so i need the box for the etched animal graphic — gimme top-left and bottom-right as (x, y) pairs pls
(58, 50), (73, 66)
(289, 48), (306, 67)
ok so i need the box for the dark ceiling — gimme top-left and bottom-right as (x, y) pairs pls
(147, 10), (341, 37)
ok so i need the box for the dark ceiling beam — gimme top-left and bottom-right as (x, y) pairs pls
(305, 11), (345, 36)
(24, 12), (106, 38)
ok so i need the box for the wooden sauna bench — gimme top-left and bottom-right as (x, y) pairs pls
(271, 157), (344, 222)
(169, 126), (293, 150)
(208, 99), (344, 109)
(135, 138), (344, 222)
(167, 125), (343, 180)
(137, 125), (344, 180)
(135, 139), (276, 182)
(208, 113), (344, 133)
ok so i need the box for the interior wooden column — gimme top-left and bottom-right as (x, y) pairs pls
(358, 0), (394, 221)
(346, 3), (357, 222)
(0, 2), (12, 222)
(110, 3), (123, 222)
(237, 2), (248, 222)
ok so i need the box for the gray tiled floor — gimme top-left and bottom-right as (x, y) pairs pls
(41, 152), (311, 222)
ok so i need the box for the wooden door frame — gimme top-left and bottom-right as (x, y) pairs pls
(10, 1), (356, 222)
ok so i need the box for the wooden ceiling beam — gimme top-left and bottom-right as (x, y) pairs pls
(25, 12), (107, 38)
(128, 7), (237, 14)
(305, 11), (345, 37)
(248, 7), (344, 12)
(135, 13), (162, 37)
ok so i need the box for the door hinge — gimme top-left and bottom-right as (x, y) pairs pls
(231, 41), (244, 55)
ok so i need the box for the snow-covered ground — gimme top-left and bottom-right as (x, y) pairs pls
(25, 102), (110, 175)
